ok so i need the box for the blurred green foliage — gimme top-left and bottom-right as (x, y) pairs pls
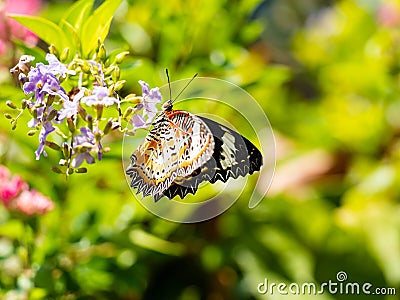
(1, 0), (400, 299)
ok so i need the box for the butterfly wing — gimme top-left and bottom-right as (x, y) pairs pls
(126, 111), (215, 198)
(154, 164), (214, 201)
(200, 116), (263, 181)
(158, 116), (263, 200)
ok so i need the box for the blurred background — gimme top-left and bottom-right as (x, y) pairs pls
(1, 0), (400, 299)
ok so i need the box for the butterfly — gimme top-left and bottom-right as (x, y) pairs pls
(126, 77), (263, 202)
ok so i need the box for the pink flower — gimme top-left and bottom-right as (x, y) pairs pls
(0, 0), (42, 55)
(15, 190), (54, 216)
(378, 3), (400, 27)
(0, 175), (28, 205)
(0, 164), (54, 216)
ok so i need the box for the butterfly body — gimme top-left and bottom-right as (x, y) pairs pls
(126, 100), (263, 201)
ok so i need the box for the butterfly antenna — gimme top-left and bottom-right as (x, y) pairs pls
(172, 73), (198, 104)
(166, 69), (172, 100)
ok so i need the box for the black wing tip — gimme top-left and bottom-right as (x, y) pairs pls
(249, 149), (263, 174)
(162, 183), (199, 200)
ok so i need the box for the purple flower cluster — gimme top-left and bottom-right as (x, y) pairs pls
(15, 54), (72, 160)
(72, 127), (103, 168)
(22, 54), (70, 105)
(81, 86), (118, 107)
(9, 51), (163, 174)
(58, 89), (84, 120)
(131, 80), (161, 129)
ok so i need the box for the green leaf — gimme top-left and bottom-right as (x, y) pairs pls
(59, 20), (80, 58)
(8, 15), (68, 52)
(80, 0), (123, 57)
(61, 0), (94, 31)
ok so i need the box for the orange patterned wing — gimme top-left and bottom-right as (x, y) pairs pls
(126, 110), (215, 198)
(156, 116), (263, 201)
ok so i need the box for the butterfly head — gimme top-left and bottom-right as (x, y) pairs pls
(162, 99), (173, 111)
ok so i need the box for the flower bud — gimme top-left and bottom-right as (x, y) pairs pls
(78, 106), (87, 120)
(104, 65), (115, 76)
(49, 44), (58, 56)
(27, 130), (37, 136)
(108, 84), (115, 95)
(31, 109), (37, 120)
(124, 94), (142, 104)
(96, 105), (103, 120)
(47, 109), (58, 121)
(103, 119), (113, 135)
(97, 44), (107, 61)
(4, 113), (13, 119)
(113, 67), (120, 81)
(51, 166), (64, 174)
(6, 100), (17, 109)
(97, 38), (102, 52)
(114, 51), (130, 64)
(123, 107), (134, 118)
(75, 168), (87, 174)
(47, 95), (55, 107)
(60, 48), (70, 62)
(67, 118), (76, 133)
(21, 100), (29, 109)
(87, 115), (93, 130)
(114, 80), (126, 91)
(94, 131), (102, 142)
(45, 141), (61, 151)
(68, 63), (76, 73)
(82, 60), (91, 73)
(62, 143), (70, 159)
